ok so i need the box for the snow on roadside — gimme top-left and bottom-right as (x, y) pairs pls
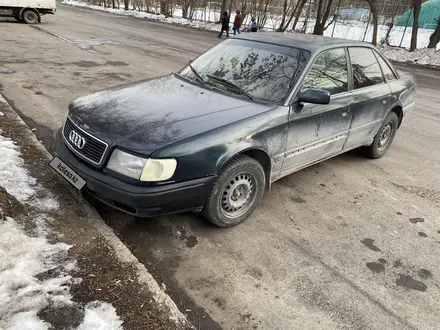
(377, 45), (440, 66)
(78, 302), (123, 330)
(63, 0), (220, 31)
(0, 217), (71, 329)
(0, 130), (123, 330)
(0, 135), (59, 211)
(0, 216), (123, 330)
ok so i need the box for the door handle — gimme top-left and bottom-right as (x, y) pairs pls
(342, 107), (351, 117)
(382, 99), (387, 104)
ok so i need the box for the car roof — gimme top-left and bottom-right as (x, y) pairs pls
(236, 32), (374, 54)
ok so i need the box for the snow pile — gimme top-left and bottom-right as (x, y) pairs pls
(0, 217), (123, 330)
(78, 302), (123, 330)
(377, 45), (440, 66)
(0, 135), (59, 211)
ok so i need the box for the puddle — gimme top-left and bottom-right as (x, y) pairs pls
(396, 274), (427, 291)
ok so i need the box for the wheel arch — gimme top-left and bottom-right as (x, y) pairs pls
(390, 105), (403, 128)
(216, 147), (273, 191)
(19, 7), (40, 20)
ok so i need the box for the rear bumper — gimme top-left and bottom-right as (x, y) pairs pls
(55, 129), (214, 217)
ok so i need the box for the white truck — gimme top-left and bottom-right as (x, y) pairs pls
(0, 0), (56, 24)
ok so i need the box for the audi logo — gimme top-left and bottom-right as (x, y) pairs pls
(69, 130), (86, 149)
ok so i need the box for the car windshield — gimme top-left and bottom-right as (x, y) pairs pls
(179, 39), (310, 103)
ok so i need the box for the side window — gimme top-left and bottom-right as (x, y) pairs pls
(301, 48), (348, 95)
(349, 47), (384, 89)
(374, 50), (397, 81)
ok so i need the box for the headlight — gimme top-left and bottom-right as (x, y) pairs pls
(106, 149), (177, 182)
(140, 158), (177, 182)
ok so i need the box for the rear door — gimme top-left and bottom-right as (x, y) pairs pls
(281, 48), (354, 175)
(344, 47), (392, 149)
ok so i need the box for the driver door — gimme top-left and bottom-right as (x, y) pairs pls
(281, 47), (354, 175)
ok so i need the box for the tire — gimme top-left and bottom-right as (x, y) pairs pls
(22, 10), (39, 24)
(202, 155), (266, 228)
(364, 111), (399, 159)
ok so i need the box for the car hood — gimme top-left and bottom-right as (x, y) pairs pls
(69, 75), (276, 154)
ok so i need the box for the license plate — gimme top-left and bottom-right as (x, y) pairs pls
(49, 156), (86, 190)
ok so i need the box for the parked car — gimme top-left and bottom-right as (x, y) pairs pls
(50, 33), (416, 227)
(0, 0), (56, 24)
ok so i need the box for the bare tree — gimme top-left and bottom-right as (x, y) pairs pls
(365, 0), (378, 45)
(313, 0), (334, 35)
(278, 0), (308, 32)
(409, 0), (422, 52)
(428, 16), (440, 49)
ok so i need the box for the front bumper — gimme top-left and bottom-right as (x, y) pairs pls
(55, 129), (214, 217)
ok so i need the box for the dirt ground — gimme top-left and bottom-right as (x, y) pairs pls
(1, 5), (440, 329)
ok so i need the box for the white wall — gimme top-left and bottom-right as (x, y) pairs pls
(0, 0), (56, 9)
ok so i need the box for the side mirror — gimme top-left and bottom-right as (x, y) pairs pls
(298, 89), (330, 105)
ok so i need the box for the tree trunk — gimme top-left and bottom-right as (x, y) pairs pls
(366, 0), (378, 45)
(277, 0), (289, 32)
(292, 0), (307, 31)
(385, 1), (401, 45)
(124, 0), (129, 10)
(285, 0), (307, 31)
(220, 0), (227, 19)
(410, 0), (422, 52)
(182, 3), (189, 18)
(428, 18), (440, 48)
(313, 0), (333, 35)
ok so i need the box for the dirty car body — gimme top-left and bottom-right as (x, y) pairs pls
(52, 33), (416, 227)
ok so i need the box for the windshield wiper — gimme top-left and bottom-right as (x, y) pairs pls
(206, 75), (254, 100)
(188, 64), (206, 85)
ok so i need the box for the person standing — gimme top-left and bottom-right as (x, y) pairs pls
(218, 11), (230, 39)
(251, 17), (257, 32)
(233, 10), (243, 35)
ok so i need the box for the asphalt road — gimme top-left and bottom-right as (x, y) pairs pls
(1, 5), (440, 330)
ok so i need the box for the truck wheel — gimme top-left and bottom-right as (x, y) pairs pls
(364, 111), (398, 159)
(22, 10), (39, 24)
(202, 155), (265, 228)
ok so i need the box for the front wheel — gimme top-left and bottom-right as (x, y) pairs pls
(202, 155), (266, 228)
(22, 10), (39, 24)
(364, 111), (398, 159)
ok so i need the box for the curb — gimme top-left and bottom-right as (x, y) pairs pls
(0, 92), (193, 328)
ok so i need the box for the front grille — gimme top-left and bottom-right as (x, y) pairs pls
(63, 117), (108, 165)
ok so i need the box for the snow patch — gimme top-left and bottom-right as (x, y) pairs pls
(0, 135), (59, 211)
(0, 111), (4, 117)
(0, 217), (72, 329)
(78, 302), (123, 330)
(0, 216), (123, 330)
